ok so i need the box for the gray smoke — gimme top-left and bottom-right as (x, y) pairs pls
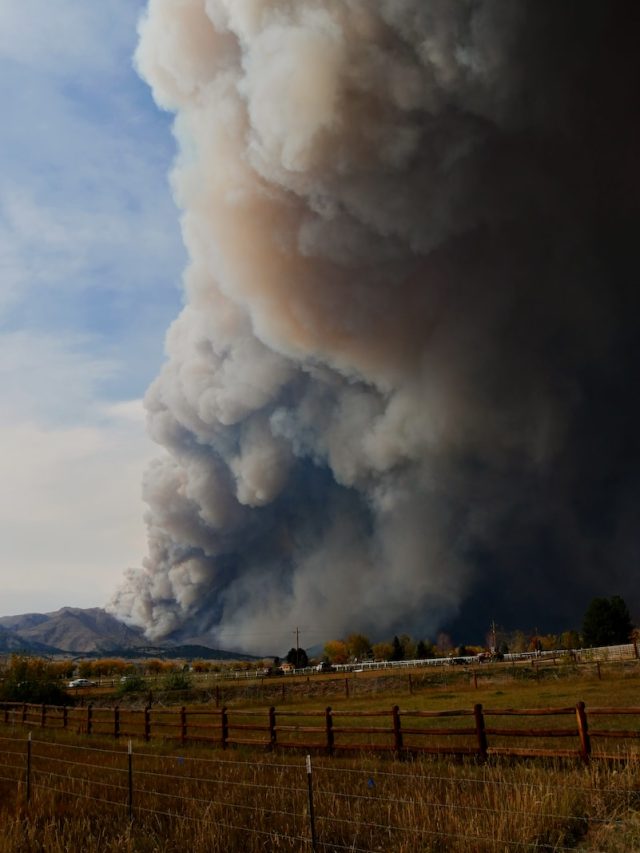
(109, 0), (640, 650)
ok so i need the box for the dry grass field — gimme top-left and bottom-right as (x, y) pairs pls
(0, 661), (639, 851)
(0, 733), (638, 852)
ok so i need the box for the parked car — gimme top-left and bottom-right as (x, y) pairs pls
(68, 678), (96, 688)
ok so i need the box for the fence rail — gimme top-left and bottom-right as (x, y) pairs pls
(2, 700), (639, 762)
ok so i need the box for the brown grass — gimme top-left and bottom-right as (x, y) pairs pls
(1, 662), (639, 850)
(0, 730), (639, 852)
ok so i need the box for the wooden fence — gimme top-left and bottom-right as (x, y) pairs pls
(1, 701), (639, 763)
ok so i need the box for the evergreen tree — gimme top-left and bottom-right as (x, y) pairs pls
(390, 635), (403, 661)
(582, 596), (633, 647)
(416, 640), (428, 659)
(285, 647), (308, 667)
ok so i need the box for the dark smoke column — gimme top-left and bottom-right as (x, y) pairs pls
(109, 1), (640, 651)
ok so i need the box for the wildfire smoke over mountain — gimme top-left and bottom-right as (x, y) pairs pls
(110, 0), (640, 651)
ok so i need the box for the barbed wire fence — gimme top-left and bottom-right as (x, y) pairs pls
(0, 731), (638, 851)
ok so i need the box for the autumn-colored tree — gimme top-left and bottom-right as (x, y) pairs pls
(540, 634), (558, 651)
(528, 635), (543, 652)
(436, 632), (453, 655)
(507, 631), (528, 654)
(399, 634), (417, 660)
(346, 633), (372, 661)
(372, 641), (394, 661)
(560, 630), (580, 650)
(0, 655), (69, 704)
(49, 660), (75, 679)
(324, 640), (349, 664)
(90, 658), (128, 677)
(146, 659), (170, 674)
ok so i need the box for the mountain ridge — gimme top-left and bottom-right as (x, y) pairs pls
(0, 607), (257, 659)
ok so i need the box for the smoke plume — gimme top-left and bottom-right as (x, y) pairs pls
(110, 0), (640, 651)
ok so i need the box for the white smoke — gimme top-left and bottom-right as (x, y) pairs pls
(109, 0), (638, 650)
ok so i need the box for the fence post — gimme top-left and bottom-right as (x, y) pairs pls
(215, 685), (220, 708)
(392, 705), (403, 754)
(41, 704), (46, 729)
(87, 703), (93, 736)
(268, 706), (277, 750)
(221, 707), (229, 749)
(325, 707), (334, 756)
(576, 701), (591, 764)
(306, 755), (318, 853)
(63, 706), (68, 730)
(281, 682), (286, 702)
(114, 706), (120, 739)
(596, 661), (602, 680)
(180, 706), (187, 744)
(345, 678), (349, 699)
(408, 674), (413, 695)
(474, 703), (488, 761)
(144, 705), (151, 742)
(22, 703), (27, 725)
(128, 739), (133, 821)
(26, 732), (32, 803)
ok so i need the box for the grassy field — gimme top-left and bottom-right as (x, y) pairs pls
(0, 662), (638, 851)
(290, 658), (640, 710)
(0, 727), (639, 851)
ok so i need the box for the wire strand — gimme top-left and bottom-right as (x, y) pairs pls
(32, 768), (128, 793)
(132, 765), (307, 794)
(132, 785), (303, 820)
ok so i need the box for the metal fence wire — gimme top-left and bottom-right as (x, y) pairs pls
(0, 731), (638, 852)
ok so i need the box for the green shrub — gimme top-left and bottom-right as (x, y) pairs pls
(0, 655), (71, 705)
(118, 675), (147, 694)
(162, 671), (192, 691)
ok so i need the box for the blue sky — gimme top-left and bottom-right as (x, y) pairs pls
(0, 0), (185, 614)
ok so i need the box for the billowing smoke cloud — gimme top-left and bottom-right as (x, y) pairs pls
(110, 0), (640, 651)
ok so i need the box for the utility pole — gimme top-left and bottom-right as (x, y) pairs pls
(293, 627), (300, 668)
(490, 620), (497, 654)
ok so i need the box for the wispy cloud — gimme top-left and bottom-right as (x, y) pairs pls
(0, 1), (184, 614)
(0, 408), (155, 614)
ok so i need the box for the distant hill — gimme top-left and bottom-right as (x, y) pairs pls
(0, 607), (258, 660)
(0, 607), (146, 654)
(104, 644), (257, 661)
(0, 623), (62, 655)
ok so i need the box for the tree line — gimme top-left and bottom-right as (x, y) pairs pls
(320, 596), (637, 665)
(0, 596), (635, 704)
